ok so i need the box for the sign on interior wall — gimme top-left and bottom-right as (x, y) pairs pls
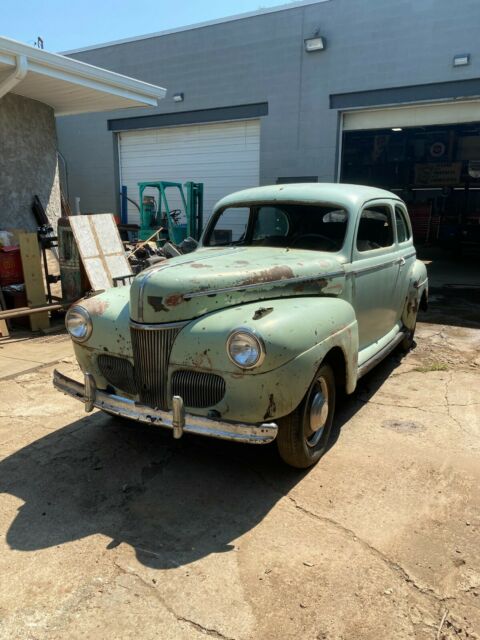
(414, 162), (462, 186)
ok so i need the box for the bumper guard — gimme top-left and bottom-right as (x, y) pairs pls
(53, 369), (278, 445)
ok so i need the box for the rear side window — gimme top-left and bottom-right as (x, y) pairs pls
(395, 206), (411, 243)
(356, 205), (394, 252)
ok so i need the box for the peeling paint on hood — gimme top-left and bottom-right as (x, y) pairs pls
(130, 247), (345, 324)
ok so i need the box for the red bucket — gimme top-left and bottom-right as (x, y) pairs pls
(0, 246), (24, 286)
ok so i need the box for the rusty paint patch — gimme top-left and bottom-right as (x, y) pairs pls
(253, 306), (274, 320)
(191, 348), (213, 370)
(406, 295), (419, 315)
(190, 263), (212, 269)
(147, 296), (169, 312)
(233, 260), (249, 265)
(82, 297), (109, 315)
(293, 277), (328, 293)
(239, 265), (294, 287)
(264, 394), (277, 420)
(324, 283), (343, 295)
(165, 293), (184, 307)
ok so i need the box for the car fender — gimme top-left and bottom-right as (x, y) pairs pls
(402, 259), (428, 329)
(170, 296), (358, 390)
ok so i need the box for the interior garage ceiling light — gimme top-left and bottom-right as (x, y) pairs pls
(392, 127), (403, 132)
(304, 36), (326, 52)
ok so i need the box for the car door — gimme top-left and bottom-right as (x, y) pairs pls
(391, 203), (417, 321)
(349, 200), (400, 351)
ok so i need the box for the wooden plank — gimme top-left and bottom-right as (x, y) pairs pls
(0, 304), (63, 321)
(0, 289), (8, 337)
(2, 228), (26, 245)
(18, 233), (49, 331)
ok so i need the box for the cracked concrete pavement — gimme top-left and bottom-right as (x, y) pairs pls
(0, 304), (479, 639)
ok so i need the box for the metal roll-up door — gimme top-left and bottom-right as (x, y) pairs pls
(118, 119), (260, 225)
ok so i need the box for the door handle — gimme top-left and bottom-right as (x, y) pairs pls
(397, 257), (406, 267)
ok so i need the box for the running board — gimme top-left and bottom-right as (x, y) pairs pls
(357, 330), (406, 379)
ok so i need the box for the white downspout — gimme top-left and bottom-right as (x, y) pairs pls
(0, 54), (28, 99)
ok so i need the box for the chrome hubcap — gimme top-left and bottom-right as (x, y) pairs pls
(306, 377), (329, 448)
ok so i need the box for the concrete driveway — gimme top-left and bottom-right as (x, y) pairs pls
(0, 297), (479, 639)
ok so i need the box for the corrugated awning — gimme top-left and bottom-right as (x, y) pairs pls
(0, 36), (166, 115)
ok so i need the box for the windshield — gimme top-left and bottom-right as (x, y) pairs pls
(204, 204), (348, 252)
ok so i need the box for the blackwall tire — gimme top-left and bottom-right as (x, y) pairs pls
(276, 363), (336, 469)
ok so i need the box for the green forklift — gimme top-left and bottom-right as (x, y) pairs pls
(137, 181), (204, 243)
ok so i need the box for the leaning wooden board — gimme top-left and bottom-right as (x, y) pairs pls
(68, 214), (132, 292)
(0, 289), (9, 337)
(18, 232), (49, 331)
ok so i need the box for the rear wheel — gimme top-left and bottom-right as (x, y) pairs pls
(276, 363), (336, 469)
(400, 321), (416, 352)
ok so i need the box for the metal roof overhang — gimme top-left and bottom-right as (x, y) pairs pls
(0, 36), (166, 115)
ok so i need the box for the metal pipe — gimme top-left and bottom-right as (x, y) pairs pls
(0, 54), (28, 98)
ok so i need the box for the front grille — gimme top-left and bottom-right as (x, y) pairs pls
(97, 354), (137, 395)
(130, 322), (185, 410)
(171, 370), (226, 408)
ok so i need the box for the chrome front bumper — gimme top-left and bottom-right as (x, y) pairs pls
(53, 369), (278, 445)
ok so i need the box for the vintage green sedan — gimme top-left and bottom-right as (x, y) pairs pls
(54, 184), (428, 468)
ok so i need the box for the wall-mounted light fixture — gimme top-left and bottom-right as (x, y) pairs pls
(453, 54), (470, 67)
(304, 36), (326, 53)
(392, 127), (403, 132)
(173, 92), (184, 102)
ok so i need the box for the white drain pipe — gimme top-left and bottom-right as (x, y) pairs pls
(0, 54), (28, 98)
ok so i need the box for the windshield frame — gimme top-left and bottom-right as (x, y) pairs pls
(201, 200), (350, 253)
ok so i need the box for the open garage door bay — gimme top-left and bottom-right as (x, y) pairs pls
(340, 101), (480, 251)
(118, 119), (260, 226)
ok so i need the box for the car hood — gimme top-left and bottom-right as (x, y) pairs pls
(130, 247), (345, 323)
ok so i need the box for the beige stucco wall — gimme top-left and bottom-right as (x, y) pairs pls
(0, 92), (61, 232)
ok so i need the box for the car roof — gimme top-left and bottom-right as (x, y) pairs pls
(214, 183), (403, 211)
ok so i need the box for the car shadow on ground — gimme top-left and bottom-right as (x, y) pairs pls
(1, 353), (404, 570)
(327, 349), (406, 452)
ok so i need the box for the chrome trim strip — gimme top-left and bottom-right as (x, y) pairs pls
(351, 252), (416, 276)
(351, 260), (397, 276)
(137, 267), (165, 322)
(357, 330), (406, 379)
(53, 369), (278, 445)
(182, 270), (345, 300)
(130, 319), (189, 330)
(135, 248), (247, 321)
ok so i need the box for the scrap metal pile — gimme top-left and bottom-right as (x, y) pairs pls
(126, 235), (199, 275)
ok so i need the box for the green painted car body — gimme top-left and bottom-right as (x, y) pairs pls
(58, 183), (428, 442)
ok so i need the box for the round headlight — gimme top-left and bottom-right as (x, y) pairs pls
(227, 329), (265, 369)
(65, 305), (92, 342)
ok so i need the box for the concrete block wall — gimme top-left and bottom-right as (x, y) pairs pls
(0, 93), (61, 232)
(56, 0), (480, 215)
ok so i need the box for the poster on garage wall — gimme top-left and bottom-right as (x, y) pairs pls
(414, 162), (462, 187)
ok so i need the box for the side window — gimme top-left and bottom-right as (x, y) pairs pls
(356, 205), (394, 252)
(252, 206), (289, 240)
(208, 207), (250, 246)
(395, 206), (411, 243)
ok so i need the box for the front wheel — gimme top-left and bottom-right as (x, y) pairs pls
(276, 363), (336, 469)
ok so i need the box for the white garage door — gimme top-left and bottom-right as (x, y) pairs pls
(119, 119), (260, 226)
